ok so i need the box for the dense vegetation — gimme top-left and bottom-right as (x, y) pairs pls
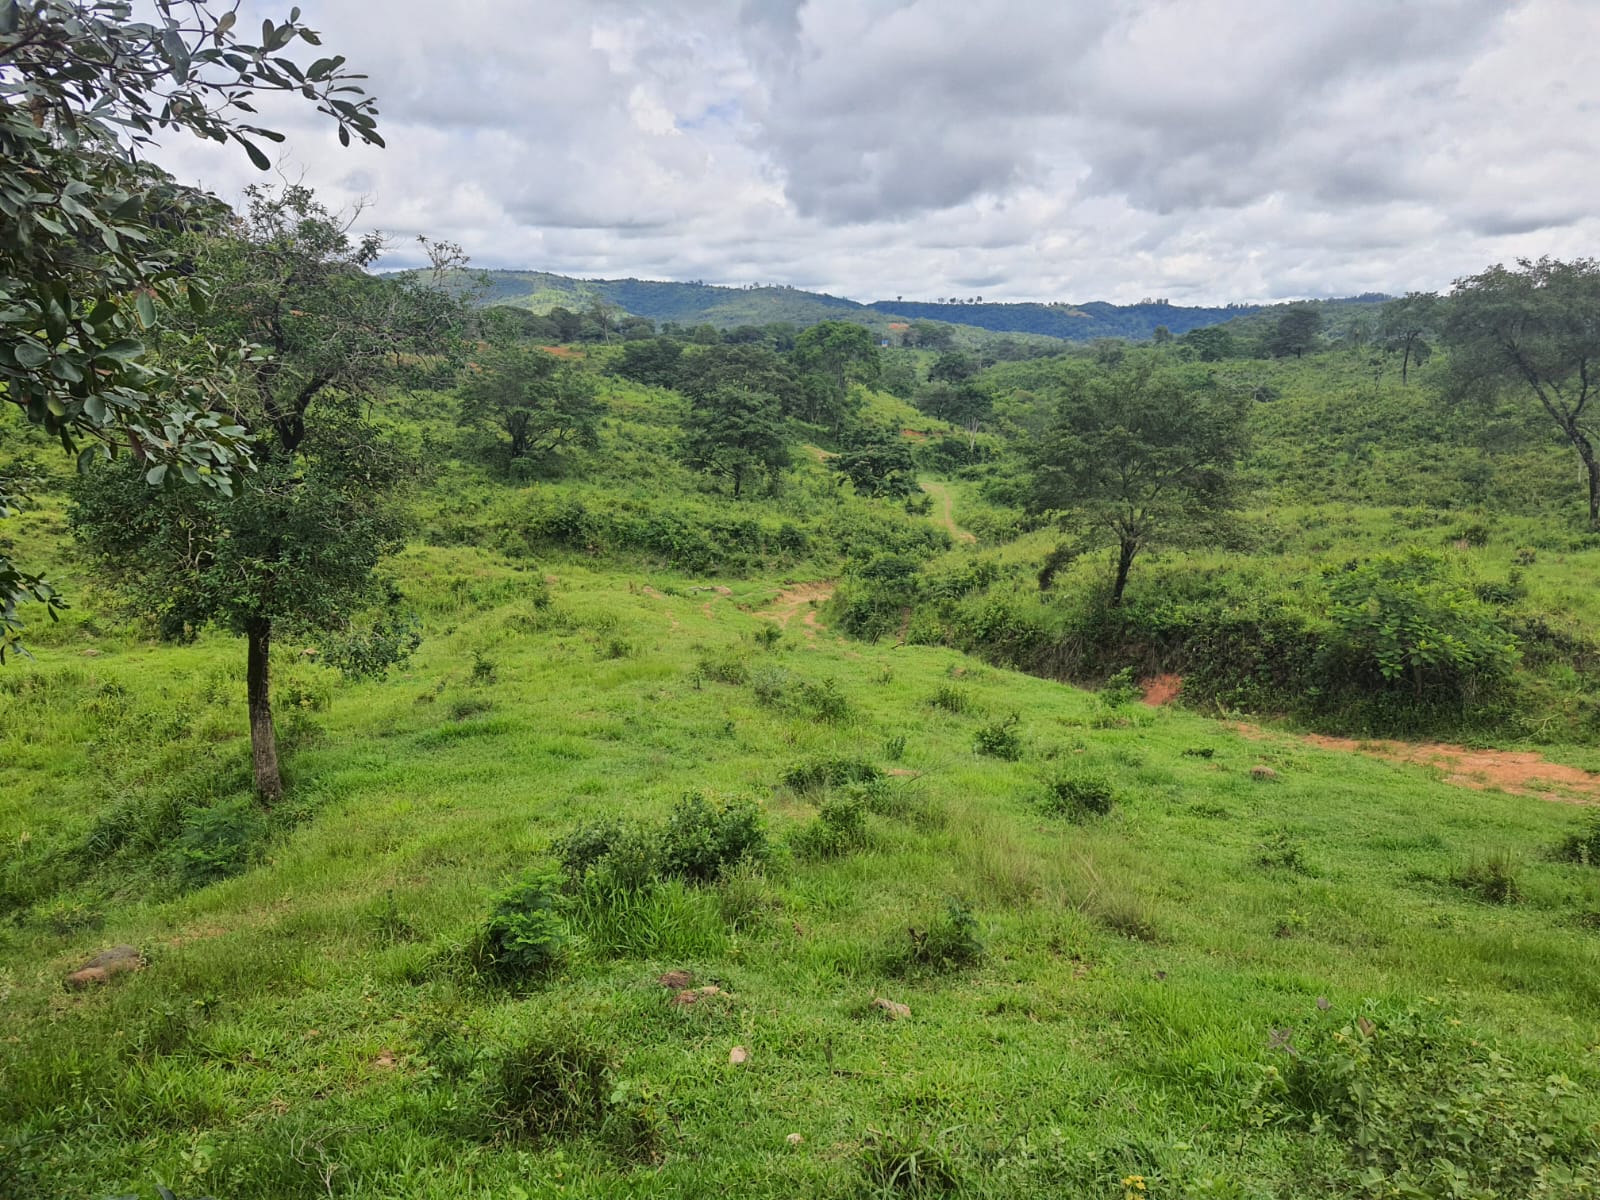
(5, 6), (1600, 1199)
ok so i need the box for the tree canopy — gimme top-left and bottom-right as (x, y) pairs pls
(0, 0), (383, 659)
(1444, 258), (1600, 527)
(1027, 360), (1250, 604)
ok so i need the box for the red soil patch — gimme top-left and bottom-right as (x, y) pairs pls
(1141, 674), (1183, 706)
(760, 581), (835, 641)
(901, 428), (928, 440)
(539, 345), (584, 358)
(1234, 723), (1600, 803)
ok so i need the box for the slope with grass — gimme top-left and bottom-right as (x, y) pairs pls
(4, 355), (1600, 1200)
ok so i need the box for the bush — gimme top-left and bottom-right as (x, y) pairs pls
(1038, 769), (1116, 819)
(658, 794), (767, 884)
(482, 869), (569, 976)
(696, 648), (749, 685)
(479, 1025), (612, 1142)
(172, 798), (263, 890)
(973, 712), (1022, 760)
(1256, 828), (1312, 874)
(928, 684), (972, 714)
(553, 819), (661, 893)
(1263, 1002), (1600, 1197)
(795, 677), (853, 725)
(1555, 813), (1600, 866)
(781, 756), (883, 793)
(792, 795), (869, 860)
(749, 665), (791, 706)
(859, 1125), (964, 1195)
(1453, 850), (1521, 903)
(904, 899), (984, 971)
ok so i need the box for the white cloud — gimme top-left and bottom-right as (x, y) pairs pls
(150, 0), (1600, 305)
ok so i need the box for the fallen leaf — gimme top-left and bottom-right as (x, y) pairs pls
(729, 1045), (748, 1064)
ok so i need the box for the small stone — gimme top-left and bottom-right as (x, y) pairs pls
(729, 1045), (748, 1064)
(871, 997), (911, 1021)
(64, 945), (143, 991)
(786, 1133), (804, 1146)
(657, 969), (694, 990)
(1250, 765), (1280, 781)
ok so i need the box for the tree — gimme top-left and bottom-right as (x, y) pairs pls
(927, 350), (979, 384)
(1180, 326), (1237, 362)
(682, 386), (790, 498)
(612, 337), (684, 388)
(1376, 292), (1440, 385)
(460, 345), (602, 464)
(1263, 304), (1322, 358)
(0, 0), (383, 659)
(831, 424), (916, 498)
(1026, 361), (1249, 604)
(73, 186), (466, 803)
(1444, 258), (1600, 526)
(792, 320), (879, 427)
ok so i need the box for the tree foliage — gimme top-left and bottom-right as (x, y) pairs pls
(682, 386), (790, 499)
(0, 0), (382, 658)
(460, 344), (602, 464)
(1444, 257), (1600, 526)
(1376, 292), (1440, 385)
(832, 424), (917, 498)
(1263, 304), (1323, 359)
(1026, 360), (1249, 604)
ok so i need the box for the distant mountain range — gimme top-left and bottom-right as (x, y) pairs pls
(466, 269), (1387, 344)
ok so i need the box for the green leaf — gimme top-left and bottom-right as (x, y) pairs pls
(83, 395), (106, 424)
(236, 134), (272, 171)
(135, 291), (157, 328)
(145, 464), (168, 486)
(14, 340), (48, 368)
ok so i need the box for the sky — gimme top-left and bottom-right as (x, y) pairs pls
(153, 0), (1600, 306)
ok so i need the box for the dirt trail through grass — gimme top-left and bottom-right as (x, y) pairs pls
(760, 580), (835, 641)
(1238, 723), (1600, 804)
(920, 479), (976, 544)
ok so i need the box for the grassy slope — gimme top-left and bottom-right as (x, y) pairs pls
(3, 371), (1600, 1198)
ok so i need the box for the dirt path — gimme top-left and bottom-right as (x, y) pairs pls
(920, 480), (976, 545)
(1233, 722), (1600, 804)
(759, 581), (835, 642)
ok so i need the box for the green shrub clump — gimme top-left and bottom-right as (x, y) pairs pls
(1038, 769), (1116, 819)
(172, 798), (263, 890)
(904, 899), (984, 971)
(1555, 813), (1600, 866)
(792, 795), (869, 860)
(781, 756), (884, 793)
(553, 794), (767, 892)
(482, 869), (569, 976)
(973, 712), (1022, 760)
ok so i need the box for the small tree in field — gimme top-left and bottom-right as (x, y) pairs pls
(1026, 361), (1249, 605)
(682, 386), (790, 498)
(1444, 258), (1600, 527)
(73, 186), (464, 803)
(459, 345), (603, 464)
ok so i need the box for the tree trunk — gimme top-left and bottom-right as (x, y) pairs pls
(1401, 341), (1411, 386)
(1567, 423), (1600, 528)
(246, 617), (283, 805)
(1111, 539), (1137, 606)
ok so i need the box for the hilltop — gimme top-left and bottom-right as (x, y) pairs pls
(461, 269), (1388, 343)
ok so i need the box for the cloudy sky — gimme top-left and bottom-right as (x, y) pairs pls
(155, 0), (1600, 305)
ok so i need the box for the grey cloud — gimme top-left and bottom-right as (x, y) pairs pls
(149, 0), (1600, 305)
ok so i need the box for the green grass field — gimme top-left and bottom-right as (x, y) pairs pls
(5, 356), (1600, 1199)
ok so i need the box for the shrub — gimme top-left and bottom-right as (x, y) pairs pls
(172, 798), (263, 890)
(1256, 828), (1312, 874)
(1453, 850), (1521, 903)
(781, 756), (883, 793)
(1320, 549), (1519, 700)
(928, 684), (972, 714)
(552, 819), (660, 893)
(1038, 769), (1116, 819)
(470, 649), (497, 684)
(657, 793), (767, 884)
(749, 665), (791, 706)
(973, 712), (1023, 760)
(479, 1025), (612, 1142)
(904, 899), (984, 970)
(1097, 666), (1142, 707)
(1263, 1002), (1600, 1197)
(883, 733), (907, 761)
(696, 648), (749, 685)
(795, 677), (853, 725)
(792, 795), (869, 860)
(1555, 813), (1600, 866)
(482, 869), (569, 976)
(448, 694), (494, 721)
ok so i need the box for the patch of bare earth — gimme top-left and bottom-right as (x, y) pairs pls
(1234, 723), (1600, 804)
(759, 581), (835, 641)
(1141, 674), (1183, 706)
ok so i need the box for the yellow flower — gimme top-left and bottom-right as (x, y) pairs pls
(1122, 1175), (1148, 1193)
